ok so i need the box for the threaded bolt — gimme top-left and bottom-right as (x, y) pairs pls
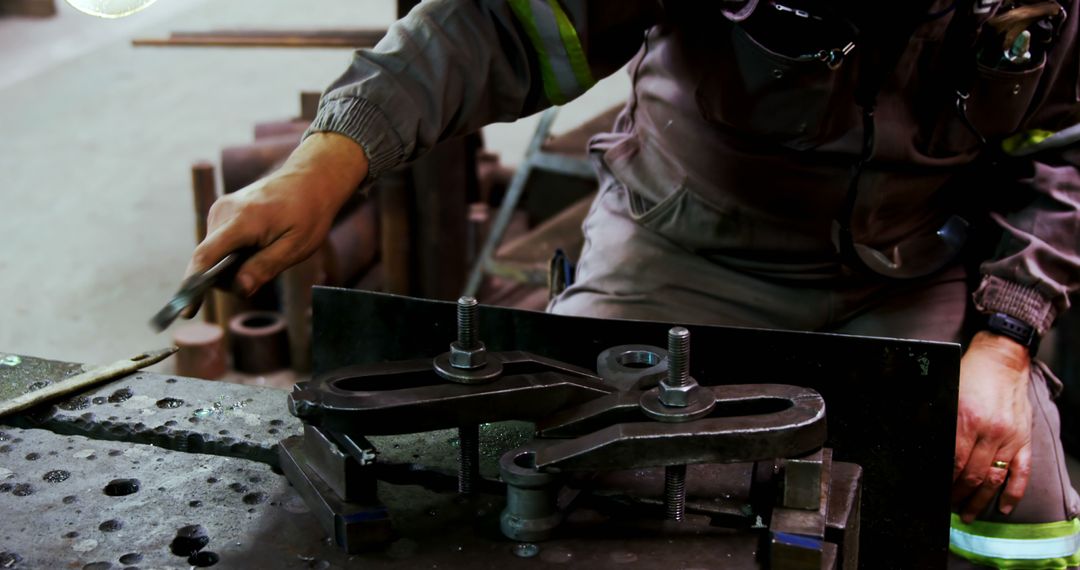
(457, 296), (479, 350)
(458, 424), (480, 494)
(664, 464), (687, 521)
(667, 327), (690, 388)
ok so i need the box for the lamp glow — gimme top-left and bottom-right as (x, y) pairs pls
(64, 0), (158, 18)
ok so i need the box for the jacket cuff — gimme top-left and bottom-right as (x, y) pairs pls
(304, 96), (405, 179)
(972, 275), (1058, 336)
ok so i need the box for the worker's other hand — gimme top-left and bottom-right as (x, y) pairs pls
(184, 132), (369, 305)
(952, 330), (1033, 524)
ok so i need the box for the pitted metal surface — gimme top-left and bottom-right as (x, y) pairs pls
(0, 354), (84, 408)
(0, 425), (794, 569)
(5, 371), (303, 466)
(0, 426), (342, 569)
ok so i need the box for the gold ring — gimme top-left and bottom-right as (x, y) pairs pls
(991, 460), (1009, 470)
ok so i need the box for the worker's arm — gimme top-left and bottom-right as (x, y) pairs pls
(187, 0), (658, 295)
(953, 331), (1033, 522)
(953, 147), (1080, 522)
(184, 132), (366, 296)
(952, 17), (1080, 522)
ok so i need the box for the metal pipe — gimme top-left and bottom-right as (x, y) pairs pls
(191, 162), (218, 324)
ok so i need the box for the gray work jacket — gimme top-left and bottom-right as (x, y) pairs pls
(307, 0), (1080, 336)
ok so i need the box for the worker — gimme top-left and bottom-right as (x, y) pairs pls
(184, 1), (1080, 566)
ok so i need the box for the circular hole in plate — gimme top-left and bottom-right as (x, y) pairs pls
(616, 350), (660, 369)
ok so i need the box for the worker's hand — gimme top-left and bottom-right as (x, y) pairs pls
(184, 132), (369, 304)
(951, 330), (1033, 524)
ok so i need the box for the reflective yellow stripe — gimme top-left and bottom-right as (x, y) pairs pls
(1002, 129), (1056, 155)
(547, 0), (595, 91)
(508, 0), (565, 104)
(950, 514), (1080, 569)
(1002, 124), (1080, 156)
(508, 0), (592, 104)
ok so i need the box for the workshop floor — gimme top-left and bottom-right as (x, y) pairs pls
(1, 2), (1076, 491)
(0, 0), (628, 377)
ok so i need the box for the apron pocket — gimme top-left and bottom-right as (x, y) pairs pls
(694, 23), (857, 150)
(920, 58), (1046, 157)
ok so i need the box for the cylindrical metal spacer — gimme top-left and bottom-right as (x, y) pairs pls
(499, 449), (562, 542)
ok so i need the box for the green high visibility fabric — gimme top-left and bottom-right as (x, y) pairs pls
(547, 0), (595, 91)
(950, 514), (1080, 569)
(1003, 129), (1056, 155)
(508, 0), (565, 104)
(508, 0), (593, 104)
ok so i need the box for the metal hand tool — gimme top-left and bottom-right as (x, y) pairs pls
(284, 316), (838, 564)
(528, 383), (826, 471)
(287, 351), (614, 434)
(0, 348), (177, 418)
(150, 251), (247, 331)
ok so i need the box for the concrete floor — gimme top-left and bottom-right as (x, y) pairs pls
(0, 0), (628, 372)
(1, 0), (1076, 502)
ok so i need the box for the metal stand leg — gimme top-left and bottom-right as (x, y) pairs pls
(463, 108), (560, 298)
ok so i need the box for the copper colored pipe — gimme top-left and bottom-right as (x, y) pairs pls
(191, 162), (219, 324)
(220, 135), (300, 194)
(322, 200), (379, 287)
(253, 119), (309, 140)
(132, 29), (385, 49)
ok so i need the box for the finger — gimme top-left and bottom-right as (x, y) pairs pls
(232, 232), (309, 297)
(186, 218), (255, 279)
(999, 444), (1032, 515)
(952, 438), (996, 506)
(959, 478), (1002, 524)
(180, 218), (258, 317)
(959, 458), (1010, 524)
(954, 419), (977, 482)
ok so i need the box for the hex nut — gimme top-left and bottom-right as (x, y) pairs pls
(449, 341), (487, 369)
(658, 380), (697, 407)
(290, 398), (316, 418)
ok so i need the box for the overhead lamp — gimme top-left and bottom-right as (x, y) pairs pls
(64, 0), (158, 18)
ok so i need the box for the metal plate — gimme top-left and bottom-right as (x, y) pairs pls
(0, 354), (84, 410)
(0, 426), (785, 569)
(312, 288), (960, 570)
(0, 357), (856, 569)
(4, 369), (302, 466)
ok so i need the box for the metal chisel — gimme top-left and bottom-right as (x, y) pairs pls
(150, 251), (247, 332)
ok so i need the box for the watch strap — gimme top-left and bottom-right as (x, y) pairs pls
(984, 312), (1039, 352)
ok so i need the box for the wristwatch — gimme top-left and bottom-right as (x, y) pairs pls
(983, 312), (1040, 353)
